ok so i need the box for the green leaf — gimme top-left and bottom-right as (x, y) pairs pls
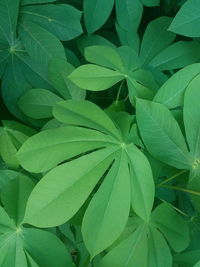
(151, 203), (190, 252)
(49, 58), (85, 100)
(21, 4), (82, 41)
(1, 174), (34, 225)
(140, 16), (175, 65)
(0, 128), (19, 170)
(127, 144), (155, 221)
(150, 41), (200, 71)
(23, 228), (74, 267)
(154, 63), (200, 108)
(68, 64), (124, 91)
(53, 100), (121, 140)
(141, 0), (160, 7)
(22, 0), (55, 4)
(19, 21), (65, 69)
(82, 151), (130, 257)
(99, 224), (148, 267)
(147, 226), (172, 267)
(17, 126), (118, 173)
(136, 99), (191, 169)
(84, 45), (125, 72)
(0, 0), (19, 44)
(169, 0), (200, 37)
(23, 146), (118, 227)
(184, 74), (200, 162)
(115, 0), (143, 33)
(83, 0), (115, 34)
(18, 89), (62, 119)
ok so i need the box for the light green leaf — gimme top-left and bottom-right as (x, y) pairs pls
(127, 144), (155, 221)
(82, 151), (130, 257)
(17, 126), (118, 173)
(1, 174), (34, 225)
(99, 224), (148, 267)
(150, 41), (200, 71)
(140, 16), (175, 65)
(68, 64), (124, 91)
(21, 4), (82, 41)
(23, 146), (118, 227)
(154, 63), (200, 108)
(184, 74), (200, 162)
(0, 205), (15, 233)
(23, 228), (74, 267)
(115, 0), (143, 33)
(83, 0), (115, 34)
(18, 89), (62, 119)
(84, 45), (125, 72)
(147, 226), (172, 267)
(169, 0), (200, 37)
(151, 203), (190, 252)
(53, 100), (121, 140)
(19, 21), (65, 69)
(0, 0), (19, 44)
(136, 99), (191, 169)
(194, 261), (200, 267)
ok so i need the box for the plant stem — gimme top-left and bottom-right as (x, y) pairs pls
(116, 80), (125, 102)
(157, 169), (187, 187)
(161, 184), (200, 196)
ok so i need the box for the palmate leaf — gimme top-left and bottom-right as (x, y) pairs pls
(100, 203), (189, 267)
(17, 99), (155, 256)
(0, 174), (74, 267)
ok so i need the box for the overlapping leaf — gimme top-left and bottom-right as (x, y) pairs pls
(17, 99), (155, 256)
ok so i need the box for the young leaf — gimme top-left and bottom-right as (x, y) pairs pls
(136, 99), (191, 169)
(68, 64), (124, 91)
(169, 0), (200, 37)
(82, 151), (130, 257)
(83, 0), (115, 34)
(21, 4), (82, 41)
(140, 17), (175, 65)
(18, 89), (62, 119)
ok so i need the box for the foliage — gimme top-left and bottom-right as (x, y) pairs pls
(0, 0), (200, 266)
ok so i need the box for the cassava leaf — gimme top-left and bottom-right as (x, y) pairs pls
(136, 99), (191, 169)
